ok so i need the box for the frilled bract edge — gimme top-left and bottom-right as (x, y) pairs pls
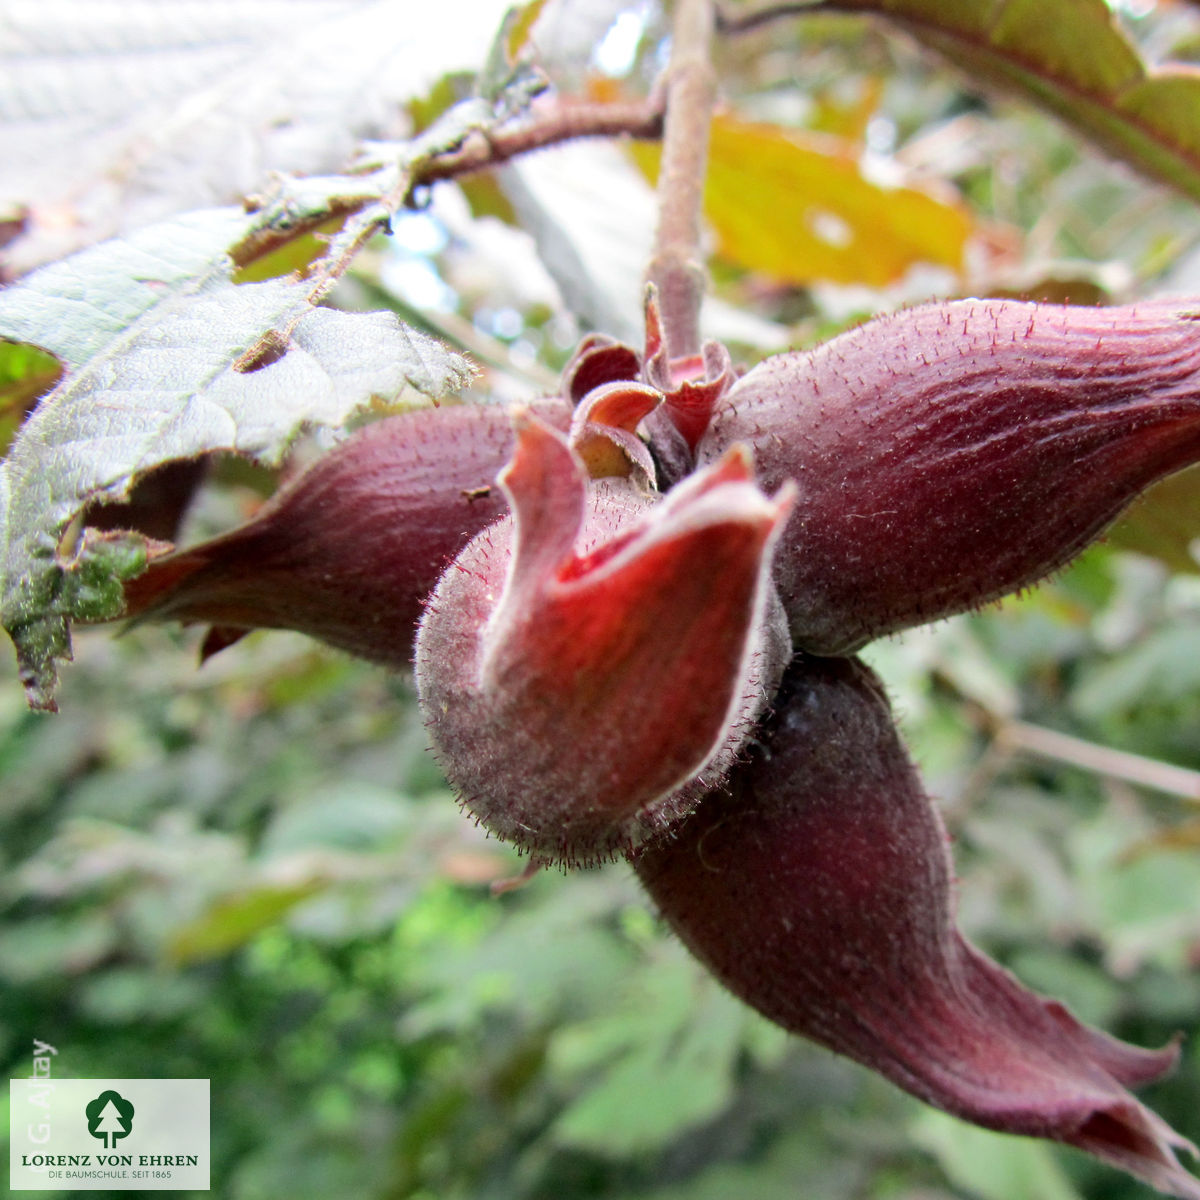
(118, 400), (572, 667)
(415, 414), (793, 867)
(632, 655), (1200, 1200)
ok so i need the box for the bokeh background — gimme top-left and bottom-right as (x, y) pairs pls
(3, 1), (1200, 1197)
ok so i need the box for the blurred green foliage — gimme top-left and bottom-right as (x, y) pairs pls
(5, 3), (1200, 1198)
(2, 541), (1199, 1200)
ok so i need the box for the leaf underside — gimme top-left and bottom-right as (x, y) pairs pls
(0, 208), (473, 711)
(0, 0), (511, 274)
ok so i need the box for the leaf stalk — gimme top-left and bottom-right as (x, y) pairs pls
(645, 0), (718, 360)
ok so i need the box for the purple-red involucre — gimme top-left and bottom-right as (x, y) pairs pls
(634, 655), (1200, 1200)
(102, 294), (1200, 1197)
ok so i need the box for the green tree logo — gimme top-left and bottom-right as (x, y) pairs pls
(85, 1090), (135, 1149)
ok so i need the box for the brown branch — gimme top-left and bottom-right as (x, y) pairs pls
(229, 91), (669, 409)
(233, 95), (664, 278)
(953, 698), (1200, 813)
(996, 719), (1200, 804)
(414, 95), (665, 192)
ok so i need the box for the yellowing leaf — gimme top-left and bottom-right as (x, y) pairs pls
(505, 0), (551, 61)
(633, 117), (970, 286)
(810, 77), (884, 141)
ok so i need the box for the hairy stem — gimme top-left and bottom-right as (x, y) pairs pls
(233, 96), (665, 276)
(646, 0), (718, 360)
(415, 95), (666, 191)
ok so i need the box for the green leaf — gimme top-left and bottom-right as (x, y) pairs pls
(637, 1126), (866, 1200)
(911, 1109), (1084, 1200)
(167, 882), (326, 965)
(833, 0), (1200, 202)
(260, 783), (415, 855)
(1068, 811), (1200, 971)
(0, 913), (118, 985)
(1071, 625), (1200, 720)
(0, 340), (62, 456)
(1107, 465), (1200, 574)
(548, 953), (747, 1155)
(0, 208), (473, 711)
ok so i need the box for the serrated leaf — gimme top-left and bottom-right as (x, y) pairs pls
(0, 0), (512, 273)
(835, 0), (1200, 202)
(0, 208), (473, 710)
(0, 208), (256, 365)
(632, 115), (971, 286)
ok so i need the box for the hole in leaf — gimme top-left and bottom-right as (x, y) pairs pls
(230, 211), (351, 279)
(235, 330), (290, 373)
